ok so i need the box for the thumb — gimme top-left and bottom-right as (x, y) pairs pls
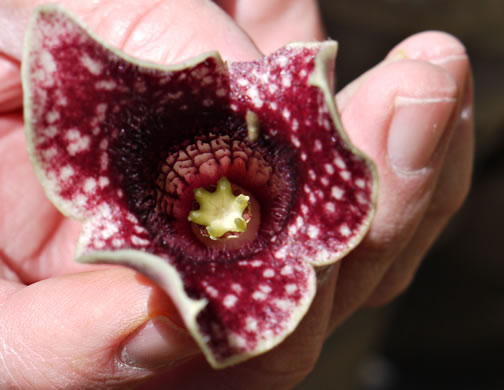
(0, 268), (199, 389)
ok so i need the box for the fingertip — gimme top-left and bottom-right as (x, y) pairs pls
(342, 59), (458, 165)
(387, 31), (470, 91)
(387, 31), (467, 62)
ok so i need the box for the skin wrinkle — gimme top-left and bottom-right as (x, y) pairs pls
(115, 0), (165, 53)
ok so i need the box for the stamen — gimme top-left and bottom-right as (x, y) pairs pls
(188, 177), (250, 240)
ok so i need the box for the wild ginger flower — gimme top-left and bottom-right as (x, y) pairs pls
(23, 5), (376, 368)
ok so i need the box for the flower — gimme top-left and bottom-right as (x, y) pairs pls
(22, 5), (377, 368)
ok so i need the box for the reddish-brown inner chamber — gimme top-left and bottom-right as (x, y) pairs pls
(112, 117), (298, 262)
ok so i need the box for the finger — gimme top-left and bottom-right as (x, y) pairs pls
(0, 268), (200, 389)
(0, 54), (21, 113)
(0, 117), (91, 283)
(329, 58), (459, 329)
(214, 0), (326, 53)
(366, 35), (473, 305)
(0, 0), (261, 62)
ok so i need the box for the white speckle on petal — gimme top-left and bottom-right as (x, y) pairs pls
(282, 108), (291, 120)
(43, 126), (58, 138)
(95, 80), (117, 90)
(331, 186), (344, 200)
(285, 284), (298, 294)
(307, 225), (319, 239)
(46, 110), (60, 123)
(325, 202), (336, 213)
(282, 75), (292, 87)
(94, 240), (105, 249)
(301, 152), (307, 161)
(74, 194), (87, 209)
(274, 299), (294, 311)
(228, 333), (247, 349)
(223, 294), (238, 308)
(281, 265), (293, 276)
(247, 86), (263, 108)
(274, 247), (287, 259)
(269, 84), (278, 94)
(99, 138), (108, 150)
(291, 136), (301, 148)
(237, 78), (249, 86)
(60, 165), (74, 181)
(341, 170), (351, 181)
(309, 193), (317, 204)
(206, 285), (219, 298)
(83, 178), (96, 193)
(231, 283), (243, 293)
(263, 269), (275, 278)
(288, 224), (298, 235)
(259, 284), (272, 294)
(357, 193), (369, 205)
(277, 55), (288, 67)
(112, 238), (125, 248)
(42, 147), (58, 159)
(99, 176), (110, 188)
(251, 260), (263, 267)
(100, 153), (109, 171)
(313, 139), (322, 152)
(320, 177), (329, 186)
(245, 317), (258, 332)
(202, 75), (213, 85)
(252, 291), (267, 301)
(80, 54), (103, 76)
(131, 235), (149, 246)
(325, 164), (335, 175)
(65, 129), (90, 156)
(296, 216), (303, 228)
(126, 213), (139, 224)
(339, 224), (352, 237)
(355, 178), (366, 189)
(134, 225), (147, 234)
(334, 157), (346, 169)
(41, 50), (57, 74)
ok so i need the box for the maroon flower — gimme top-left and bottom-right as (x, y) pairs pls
(23, 5), (377, 368)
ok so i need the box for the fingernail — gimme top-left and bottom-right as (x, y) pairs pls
(388, 96), (456, 172)
(120, 317), (199, 369)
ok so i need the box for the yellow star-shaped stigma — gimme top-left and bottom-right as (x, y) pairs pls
(188, 177), (250, 240)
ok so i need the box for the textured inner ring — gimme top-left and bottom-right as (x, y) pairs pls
(150, 131), (296, 262)
(154, 133), (273, 220)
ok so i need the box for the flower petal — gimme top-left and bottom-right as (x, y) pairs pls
(229, 43), (377, 265)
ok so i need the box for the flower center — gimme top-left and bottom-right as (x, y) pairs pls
(188, 177), (261, 250)
(115, 123), (297, 261)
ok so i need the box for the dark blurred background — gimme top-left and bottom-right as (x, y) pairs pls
(297, 1), (504, 389)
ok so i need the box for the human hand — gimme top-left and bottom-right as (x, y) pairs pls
(0, 0), (472, 389)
